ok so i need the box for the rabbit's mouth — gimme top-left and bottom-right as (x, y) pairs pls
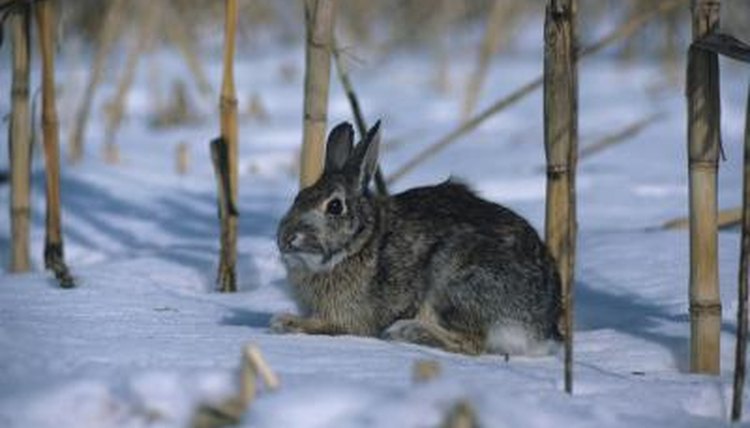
(281, 249), (345, 273)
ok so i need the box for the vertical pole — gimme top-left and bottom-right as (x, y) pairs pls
(543, 0), (578, 394)
(216, 0), (239, 293)
(9, 4), (32, 273)
(731, 84), (750, 422)
(36, 0), (74, 288)
(687, 0), (721, 374)
(300, 0), (336, 188)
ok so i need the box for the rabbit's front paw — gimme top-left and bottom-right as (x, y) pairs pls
(269, 313), (306, 334)
(383, 319), (431, 343)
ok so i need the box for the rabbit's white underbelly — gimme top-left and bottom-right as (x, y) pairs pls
(486, 323), (560, 356)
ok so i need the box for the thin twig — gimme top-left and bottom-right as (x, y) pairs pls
(579, 112), (665, 160)
(331, 38), (388, 195)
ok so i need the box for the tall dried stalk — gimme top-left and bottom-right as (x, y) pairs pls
(299, 0), (337, 188)
(103, 0), (161, 164)
(164, 3), (214, 99)
(36, 0), (74, 289)
(9, 4), (31, 273)
(67, 0), (125, 164)
(544, 0), (578, 394)
(387, 0), (687, 184)
(461, 0), (508, 119)
(214, 0), (239, 293)
(731, 84), (750, 422)
(331, 40), (387, 195)
(687, 0), (721, 375)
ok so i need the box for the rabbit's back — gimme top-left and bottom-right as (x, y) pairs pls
(379, 180), (562, 353)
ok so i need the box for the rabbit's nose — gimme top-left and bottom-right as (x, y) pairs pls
(283, 231), (304, 251)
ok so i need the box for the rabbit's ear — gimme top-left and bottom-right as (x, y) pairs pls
(324, 122), (354, 173)
(349, 120), (380, 191)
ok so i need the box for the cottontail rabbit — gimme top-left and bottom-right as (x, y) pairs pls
(272, 121), (562, 356)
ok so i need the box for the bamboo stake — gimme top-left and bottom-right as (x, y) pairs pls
(215, 0), (239, 293)
(36, 0), (74, 289)
(387, 0), (687, 184)
(67, 0), (125, 164)
(331, 39), (387, 196)
(299, 0), (336, 188)
(103, 0), (161, 164)
(9, 4), (32, 273)
(731, 84), (750, 422)
(687, 0), (721, 375)
(544, 0), (578, 394)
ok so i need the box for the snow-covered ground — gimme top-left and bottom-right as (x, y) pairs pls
(1, 24), (750, 427)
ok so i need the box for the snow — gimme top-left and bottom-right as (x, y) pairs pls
(1, 24), (750, 428)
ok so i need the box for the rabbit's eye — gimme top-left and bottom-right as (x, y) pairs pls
(325, 198), (344, 216)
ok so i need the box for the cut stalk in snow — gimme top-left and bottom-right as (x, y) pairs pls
(732, 83), (750, 422)
(9, 4), (31, 273)
(36, 0), (74, 288)
(544, 0), (578, 394)
(687, 0), (721, 375)
(300, 0), (336, 188)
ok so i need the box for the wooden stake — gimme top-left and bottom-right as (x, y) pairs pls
(214, 0), (239, 293)
(731, 83), (750, 422)
(544, 0), (578, 394)
(687, 0), (721, 375)
(103, 0), (161, 163)
(9, 4), (32, 273)
(331, 39), (387, 195)
(67, 0), (125, 164)
(36, 0), (74, 289)
(387, 0), (687, 184)
(299, 0), (337, 188)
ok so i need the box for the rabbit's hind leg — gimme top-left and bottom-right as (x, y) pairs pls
(383, 307), (484, 355)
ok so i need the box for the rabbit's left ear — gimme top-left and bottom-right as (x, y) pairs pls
(325, 122), (354, 173)
(349, 120), (380, 191)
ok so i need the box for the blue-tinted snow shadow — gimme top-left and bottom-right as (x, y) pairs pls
(29, 171), (283, 292)
(576, 279), (736, 373)
(221, 307), (274, 328)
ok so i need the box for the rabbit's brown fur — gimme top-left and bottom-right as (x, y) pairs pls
(273, 121), (562, 356)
